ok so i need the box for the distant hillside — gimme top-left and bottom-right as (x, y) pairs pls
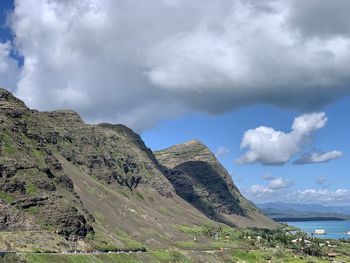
(155, 140), (278, 228)
(257, 202), (350, 221)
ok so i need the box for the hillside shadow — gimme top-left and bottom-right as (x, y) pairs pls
(164, 160), (246, 226)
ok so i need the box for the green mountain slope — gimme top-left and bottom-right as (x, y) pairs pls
(0, 88), (277, 253)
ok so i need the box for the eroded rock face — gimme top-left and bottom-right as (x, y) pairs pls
(0, 88), (174, 239)
(32, 114), (175, 196)
(0, 200), (38, 231)
(155, 140), (257, 220)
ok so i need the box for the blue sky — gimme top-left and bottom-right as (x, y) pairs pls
(1, 0), (349, 205)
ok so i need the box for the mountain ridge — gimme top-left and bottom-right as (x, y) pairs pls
(0, 87), (278, 253)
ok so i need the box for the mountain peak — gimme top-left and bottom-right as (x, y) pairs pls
(0, 88), (22, 103)
(0, 87), (11, 97)
(154, 139), (213, 169)
(41, 109), (84, 125)
(0, 88), (29, 114)
(183, 139), (205, 146)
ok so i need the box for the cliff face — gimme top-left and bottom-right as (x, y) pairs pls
(0, 88), (277, 252)
(155, 140), (278, 228)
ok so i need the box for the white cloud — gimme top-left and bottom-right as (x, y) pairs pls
(0, 41), (19, 91)
(295, 189), (350, 205)
(244, 186), (350, 205)
(236, 112), (341, 165)
(248, 176), (292, 197)
(250, 184), (275, 197)
(268, 177), (292, 189)
(294, 150), (342, 165)
(1, 0), (349, 131)
(215, 146), (230, 157)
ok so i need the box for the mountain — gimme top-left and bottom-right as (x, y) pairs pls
(0, 88), (277, 253)
(257, 202), (350, 221)
(155, 140), (277, 228)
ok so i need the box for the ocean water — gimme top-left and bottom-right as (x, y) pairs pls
(285, 220), (350, 239)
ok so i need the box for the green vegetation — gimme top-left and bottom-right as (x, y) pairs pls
(0, 253), (23, 263)
(32, 149), (47, 168)
(150, 250), (191, 263)
(174, 224), (350, 262)
(22, 253), (142, 263)
(175, 241), (197, 250)
(114, 229), (144, 250)
(0, 231), (70, 253)
(1, 130), (16, 154)
(87, 229), (145, 252)
(16, 168), (40, 177)
(134, 191), (144, 200)
(0, 190), (15, 203)
(178, 224), (239, 240)
(26, 182), (38, 196)
(232, 250), (258, 262)
(94, 212), (105, 222)
(26, 207), (40, 215)
(6, 225), (347, 262)
(178, 225), (208, 235)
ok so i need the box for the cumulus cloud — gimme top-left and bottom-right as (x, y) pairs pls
(250, 184), (275, 197)
(215, 146), (230, 157)
(295, 189), (350, 205)
(287, 0), (350, 39)
(0, 0), (347, 130)
(236, 112), (337, 165)
(248, 176), (292, 199)
(294, 150), (343, 165)
(268, 177), (293, 189)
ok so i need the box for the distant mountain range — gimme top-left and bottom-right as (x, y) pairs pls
(257, 202), (350, 221)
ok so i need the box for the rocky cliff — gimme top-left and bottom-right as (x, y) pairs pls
(155, 140), (277, 228)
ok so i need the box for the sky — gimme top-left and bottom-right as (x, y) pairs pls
(0, 0), (349, 205)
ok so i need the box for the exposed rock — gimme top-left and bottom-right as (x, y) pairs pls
(155, 140), (257, 222)
(12, 196), (49, 209)
(0, 179), (26, 194)
(0, 200), (38, 231)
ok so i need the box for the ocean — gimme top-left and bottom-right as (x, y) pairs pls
(285, 220), (350, 239)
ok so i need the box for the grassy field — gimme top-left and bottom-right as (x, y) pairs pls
(20, 253), (144, 263)
(2, 224), (350, 262)
(0, 224), (350, 263)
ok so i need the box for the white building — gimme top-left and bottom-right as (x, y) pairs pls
(314, 229), (326, 235)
